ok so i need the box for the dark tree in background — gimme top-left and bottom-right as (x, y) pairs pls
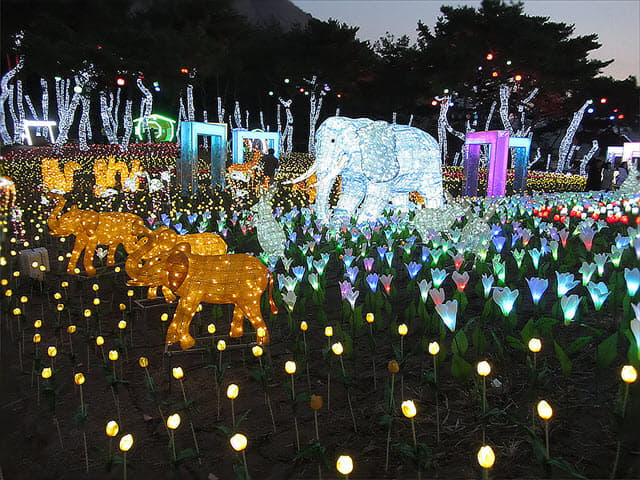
(1, 0), (637, 152)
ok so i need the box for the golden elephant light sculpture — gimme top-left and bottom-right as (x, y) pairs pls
(126, 242), (278, 350)
(41, 159), (81, 193)
(47, 194), (145, 275)
(126, 225), (227, 301)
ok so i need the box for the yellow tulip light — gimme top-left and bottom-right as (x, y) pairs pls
(428, 341), (440, 355)
(324, 326), (333, 337)
(118, 320), (127, 330)
(109, 350), (119, 361)
(230, 433), (250, 477)
(74, 373), (85, 385)
(12, 307), (21, 316)
(33, 333), (41, 343)
(119, 303), (126, 312)
(332, 342), (344, 356)
(388, 359), (399, 374)
(161, 313), (169, 322)
(398, 323), (408, 336)
(93, 298), (100, 306)
(67, 325), (76, 334)
(84, 309), (91, 318)
(252, 345), (263, 357)
(366, 312), (374, 323)
(621, 365), (638, 384)
(106, 420), (119, 437)
(300, 320), (308, 331)
(96, 336), (104, 346)
(401, 399), (417, 418)
(119, 433), (133, 451)
(47, 346), (57, 358)
(336, 455), (354, 477)
(207, 323), (216, 334)
(477, 445), (496, 470)
(167, 413), (181, 430)
(537, 400), (553, 420)
(172, 366), (184, 379)
(92, 283), (99, 292)
(285, 360), (297, 375)
(537, 400), (553, 459)
(34, 319), (42, 328)
(226, 383), (239, 399)
(528, 338), (542, 353)
(477, 360), (491, 376)
(217, 339), (226, 351)
(139, 357), (149, 368)
(41, 367), (52, 379)
(230, 432), (248, 451)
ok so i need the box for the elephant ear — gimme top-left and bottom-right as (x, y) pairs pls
(356, 121), (399, 183)
(166, 243), (190, 291)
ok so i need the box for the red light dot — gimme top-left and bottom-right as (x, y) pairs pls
(180, 68), (189, 74)
(492, 71), (499, 77)
(613, 108), (619, 112)
(600, 98), (607, 103)
(617, 114), (625, 119)
(97, 45), (102, 50)
(336, 94), (342, 98)
(116, 78), (125, 86)
(514, 74), (522, 81)
(431, 100), (438, 106)
(486, 53), (494, 60)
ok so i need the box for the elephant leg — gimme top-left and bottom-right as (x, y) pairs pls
(161, 286), (176, 303)
(166, 295), (199, 350)
(67, 237), (85, 274)
(229, 305), (246, 338)
(390, 191), (411, 212)
(357, 183), (390, 223)
(107, 243), (118, 266)
(419, 172), (444, 208)
(83, 236), (98, 276)
(243, 300), (269, 344)
(334, 177), (365, 220)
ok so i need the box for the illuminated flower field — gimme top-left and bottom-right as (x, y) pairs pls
(0, 145), (639, 479)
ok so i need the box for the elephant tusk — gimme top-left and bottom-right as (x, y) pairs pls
(284, 160), (317, 185)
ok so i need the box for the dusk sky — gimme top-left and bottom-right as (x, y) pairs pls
(292, 0), (640, 81)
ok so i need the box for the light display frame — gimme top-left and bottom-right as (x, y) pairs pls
(231, 129), (279, 164)
(178, 121), (227, 193)
(463, 130), (510, 197)
(22, 120), (57, 145)
(133, 114), (176, 142)
(606, 146), (623, 165)
(509, 136), (531, 193)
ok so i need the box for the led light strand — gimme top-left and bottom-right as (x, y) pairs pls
(40, 78), (49, 137)
(392, 112), (397, 124)
(408, 114), (414, 126)
(217, 97), (225, 123)
(499, 84), (514, 135)
(99, 92), (118, 144)
(202, 110), (208, 149)
(7, 86), (19, 143)
(120, 100), (133, 152)
(276, 104), (282, 152)
(54, 92), (80, 149)
(113, 88), (121, 135)
(78, 95), (91, 151)
(186, 84), (194, 121)
(485, 101), (496, 131)
(307, 76), (325, 156)
(137, 78), (153, 141)
(528, 147), (541, 169)
(234, 101), (242, 128)
(278, 97), (293, 153)
(556, 100), (590, 172)
(245, 110), (249, 129)
(0, 58), (23, 144)
(176, 98), (186, 144)
(579, 140), (599, 176)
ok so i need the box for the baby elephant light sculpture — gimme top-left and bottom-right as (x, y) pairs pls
(126, 225), (227, 301)
(47, 194), (145, 275)
(288, 116), (443, 223)
(126, 242), (278, 350)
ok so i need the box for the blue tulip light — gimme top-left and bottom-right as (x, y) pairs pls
(431, 268), (448, 289)
(292, 266), (305, 282)
(385, 251), (394, 267)
(418, 279), (432, 303)
(556, 272), (579, 297)
(282, 291), (297, 312)
(345, 266), (359, 284)
(308, 273), (320, 291)
(343, 255), (355, 268)
(561, 294), (581, 324)
(625, 268), (640, 296)
(405, 262), (422, 279)
(586, 281), (610, 310)
(366, 273), (379, 292)
(594, 253), (609, 276)
(512, 249), (525, 269)
(526, 277), (548, 305)
(481, 274), (494, 298)
(492, 287), (519, 316)
(615, 234), (631, 249)
(492, 235), (506, 253)
(346, 290), (360, 310)
(579, 262), (596, 286)
(280, 275), (298, 293)
(435, 299), (458, 332)
(549, 240), (559, 261)
(631, 318), (640, 358)
(377, 246), (387, 260)
(529, 248), (542, 270)
(421, 246), (430, 263)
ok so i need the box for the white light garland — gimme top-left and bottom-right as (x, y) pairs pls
(7, 86), (19, 143)
(40, 78), (49, 136)
(137, 78), (153, 141)
(234, 101), (242, 128)
(485, 101), (496, 131)
(278, 97), (293, 153)
(186, 84), (194, 121)
(307, 76), (325, 155)
(99, 91), (118, 144)
(499, 84), (514, 135)
(437, 95), (465, 163)
(78, 95), (91, 151)
(556, 100), (590, 172)
(217, 97), (225, 123)
(202, 110), (208, 149)
(245, 109), (249, 129)
(579, 140), (599, 176)
(259, 111), (265, 131)
(0, 58), (23, 144)
(120, 100), (133, 151)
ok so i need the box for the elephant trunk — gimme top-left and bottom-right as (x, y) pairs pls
(125, 230), (156, 286)
(284, 160), (316, 185)
(314, 176), (335, 221)
(47, 194), (66, 234)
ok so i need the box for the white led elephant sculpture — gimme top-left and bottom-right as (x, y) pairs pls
(289, 116), (444, 223)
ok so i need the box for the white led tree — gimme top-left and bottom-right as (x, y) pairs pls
(556, 100), (590, 172)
